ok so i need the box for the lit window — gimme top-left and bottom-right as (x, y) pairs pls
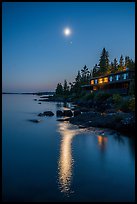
(98, 78), (103, 84)
(109, 76), (113, 82)
(104, 77), (108, 83)
(123, 67), (126, 71)
(116, 75), (119, 80)
(123, 73), (128, 79)
(95, 79), (98, 84)
(91, 80), (94, 85)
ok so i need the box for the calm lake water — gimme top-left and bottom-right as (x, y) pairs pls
(2, 94), (135, 202)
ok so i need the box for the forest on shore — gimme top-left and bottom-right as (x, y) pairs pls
(54, 48), (135, 99)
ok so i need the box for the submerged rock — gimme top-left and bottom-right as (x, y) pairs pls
(38, 113), (44, 116)
(39, 99), (49, 102)
(43, 111), (54, 116)
(38, 111), (54, 117)
(28, 119), (41, 123)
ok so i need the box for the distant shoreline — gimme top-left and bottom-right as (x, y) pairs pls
(2, 92), (34, 95)
(2, 92), (55, 95)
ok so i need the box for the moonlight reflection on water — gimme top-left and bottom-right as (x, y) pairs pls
(57, 122), (85, 195)
(57, 122), (110, 195)
(2, 96), (135, 202)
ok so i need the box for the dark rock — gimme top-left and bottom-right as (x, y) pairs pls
(63, 110), (73, 117)
(34, 99), (37, 101)
(38, 111), (54, 117)
(56, 110), (64, 117)
(71, 107), (76, 111)
(72, 105), (78, 108)
(105, 109), (116, 113)
(38, 113), (44, 117)
(57, 118), (70, 122)
(38, 102), (41, 104)
(94, 102), (107, 112)
(69, 111), (135, 135)
(39, 99), (48, 102)
(43, 111), (54, 116)
(74, 110), (81, 117)
(28, 119), (41, 123)
(69, 111), (100, 126)
(117, 114), (135, 133)
(79, 107), (90, 112)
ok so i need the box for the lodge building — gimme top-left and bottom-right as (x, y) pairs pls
(82, 69), (135, 95)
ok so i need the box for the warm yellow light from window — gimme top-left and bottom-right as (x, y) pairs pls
(104, 77), (108, 83)
(91, 80), (94, 85)
(123, 66), (126, 71)
(93, 86), (97, 90)
(98, 78), (103, 84)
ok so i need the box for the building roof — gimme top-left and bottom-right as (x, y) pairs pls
(90, 69), (134, 80)
(81, 84), (91, 88)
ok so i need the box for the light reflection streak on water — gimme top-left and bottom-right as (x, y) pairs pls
(57, 122), (84, 195)
(97, 135), (108, 153)
(97, 135), (108, 146)
(57, 123), (110, 195)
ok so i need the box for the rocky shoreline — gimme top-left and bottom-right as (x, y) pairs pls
(33, 95), (135, 137)
(69, 111), (135, 136)
(54, 107), (135, 136)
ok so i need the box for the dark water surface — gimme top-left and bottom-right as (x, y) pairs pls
(2, 94), (135, 202)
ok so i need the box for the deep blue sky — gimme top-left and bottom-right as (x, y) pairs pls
(2, 2), (135, 92)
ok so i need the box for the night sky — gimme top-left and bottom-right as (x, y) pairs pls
(2, 2), (135, 92)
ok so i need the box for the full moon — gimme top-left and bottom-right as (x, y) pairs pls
(64, 28), (71, 36)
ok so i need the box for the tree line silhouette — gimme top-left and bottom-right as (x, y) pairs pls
(55, 48), (135, 97)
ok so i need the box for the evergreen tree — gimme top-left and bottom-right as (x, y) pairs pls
(127, 58), (135, 71)
(63, 80), (69, 95)
(73, 71), (82, 94)
(113, 58), (118, 72)
(81, 65), (90, 84)
(124, 56), (135, 71)
(110, 62), (115, 73)
(125, 56), (130, 67)
(69, 82), (74, 94)
(90, 69), (93, 78)
(92, 64), (98, 77)
(75, 70), (81, 83)
(81, 65), (88, 79)
(55, 83), (63, 95)
(119, 55), (124, 67)
(98, 48), (109, 75)
(117, 55), (125, 71)
(87, 70), (91, 82)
